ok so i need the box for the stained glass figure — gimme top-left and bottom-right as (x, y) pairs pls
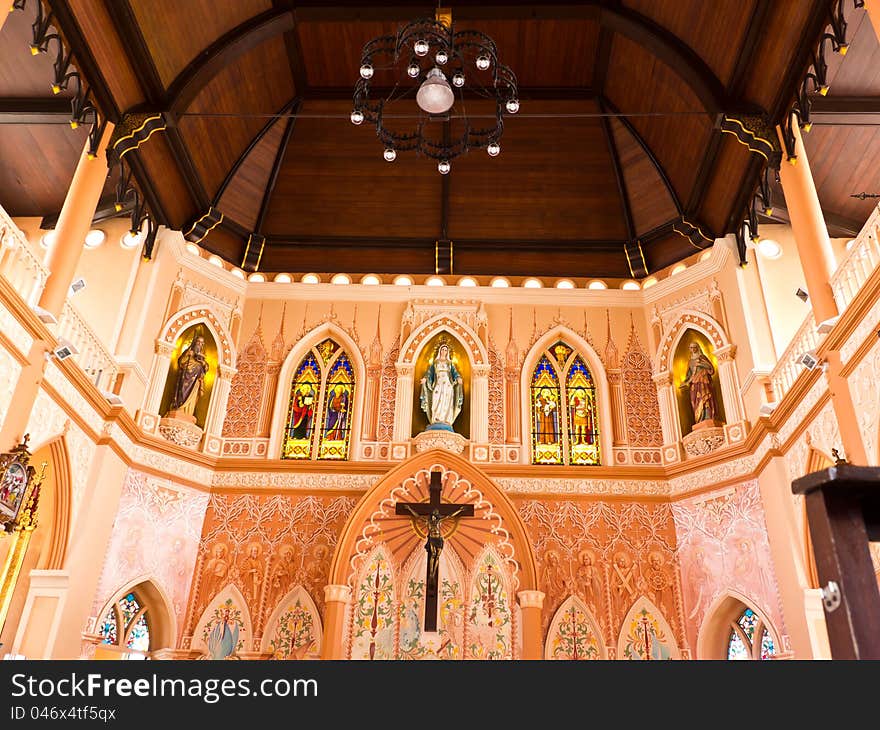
(318, 353), (355, 460)
(566, 356), (600, 465)
(283, 353), (320, 460)
(531, 355), (562, 464)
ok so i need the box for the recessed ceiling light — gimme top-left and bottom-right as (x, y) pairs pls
(490, 277), (510, 288)
(845, 238), (857, 250)
(84, 229), (105, 248)
(425, 276), (446, 286)
(394, 275), (413, 286)
(207, 254), (224, 268)
(556, 279), (575, 289)
(587, 279), (607, 290)
(120, 231), (142, 249)
(670, 263), (687, 275)
(361, 274), (382, 285)
(40, 230), (58, 249)
(301, 273), (321, 284)
(230, 268), (245, 279)
(700, 248), (713, 261)
(331, 273), (352, 285)
(621, 280), (640, 291)
(247, 272), (266, 282)
(185, 242), (201, 256)
(642, 276), (658, 289)
(523, 278), (543, 288)
(757, 238), (782, 260)
(274, 273), (292, 283)
(457, 276), (478, 287)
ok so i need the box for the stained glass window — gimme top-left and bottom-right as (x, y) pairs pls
(531, 355), (562, 464)
(726, 606), (777, 660)
(99, 591), (151, 656)
(283, 343), (356, 461)
(318, 354), (355, 460)
(530, 345), (600, 466)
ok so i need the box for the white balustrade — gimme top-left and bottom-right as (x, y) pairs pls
(57, 300), (118, 392)
(0, 206), (48, 306)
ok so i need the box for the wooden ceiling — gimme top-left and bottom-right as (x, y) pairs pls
(2, 0), (871, 276)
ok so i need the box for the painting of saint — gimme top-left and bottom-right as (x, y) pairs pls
(289, 383), (315, 440)
(569, 388), (594, 445)
(0, 462), (28, 519)
(323, 384), (350, 440)
(535, 387), (559, 444)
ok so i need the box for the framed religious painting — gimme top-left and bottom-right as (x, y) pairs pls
(0, 439), (37, 531)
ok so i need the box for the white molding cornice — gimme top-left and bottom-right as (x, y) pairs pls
(163, 230), (248, 297)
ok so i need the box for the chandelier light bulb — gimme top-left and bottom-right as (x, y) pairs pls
(452, 71), (465, 87)
(438, 159), (451, 175)
(359, 63), (374, 79)
(476, 54), (491, 71)
(506, 98), (520, 114)
(416, 67), (455, 114)
(414, 39), (429, 56)
(435, 50), (448, 65)
(383, 147), (397, 162)
(487, 142), (501, 157)
(350, 109), (364, 125)
(407, 62), (420, 78)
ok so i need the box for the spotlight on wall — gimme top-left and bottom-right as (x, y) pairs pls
(101, 390), (124, 406)
(798, 350), (820, 370)
(69, 277), (86, 296)
(31, 304), (58, 325)
(795, 288), (809, 303)
(816, 315), (840, 335)
(759, 401), (778, 416)
(51, 337), (79, 361)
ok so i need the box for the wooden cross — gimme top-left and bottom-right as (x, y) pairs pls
(395, 470), (474, 631)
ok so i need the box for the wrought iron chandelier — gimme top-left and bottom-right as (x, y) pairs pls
(350, 9), (519, 174)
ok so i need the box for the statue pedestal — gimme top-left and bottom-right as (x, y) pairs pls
(682, 426), (726, 457)
(158, 415), (203, 448)
(413, 430), (468, 455)
(691, 419), (722, 432)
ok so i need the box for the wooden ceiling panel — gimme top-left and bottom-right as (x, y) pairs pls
(69, 0), (143, 111)
(259, 242), (436, 276)
(453, 244), (630, 278)
(201, 224), (246, 265)
(824, 11), (880, 96)
(129, 0), (272, 88)
(448, 99), (627, 241)
(742, 0), (815, 112)
(643, 231), (690, 274)
(178, 36), (293, 198)
(699, 134), (753, 234)
(609, 117), (677, 235)
(263, 99), (442, 239)
(623, 0), (756, 87)
(296, 20), (404, 88)
(606, 35), (712, 208)
(0, 124), (86, 214)
(0, 10), (74, 97)
(217, 116), (288, 231)
(805, 125), (880, 226)
(137, 134), (197, 229)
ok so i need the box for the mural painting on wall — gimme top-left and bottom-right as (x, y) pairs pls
(618, 598), (679, 660)
(350, 548), (396, 660)
(530, 343), (600, 466)
(673, 329), (725, 435)
(672, 481), (785, 651)
(517, 499), (686, 652)
(200, 597), (246, 660)
(160, 324), (217, 428)
(184, 494), (355, 650)
(412, 333), (471, 438)
(264, 589), (322, 660)
(283, 340), (355, 461)
(546, 596), (604, 660)
(466, 549), (513, 660)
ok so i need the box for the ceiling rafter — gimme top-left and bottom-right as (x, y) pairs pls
(0, 97), (72, 124)
(255, 103), (299, 235)
(598, 97), (634, 242)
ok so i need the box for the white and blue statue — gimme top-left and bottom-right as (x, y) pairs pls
(419, 340), (464, 433)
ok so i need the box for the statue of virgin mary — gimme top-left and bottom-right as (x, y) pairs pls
(419, 340), (464, 432)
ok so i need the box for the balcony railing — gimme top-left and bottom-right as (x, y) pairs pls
(769, 202), (880, 404)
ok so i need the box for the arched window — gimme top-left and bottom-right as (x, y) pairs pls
(283, 339), (355, 461)
(530, 342), (600, 465)
(726, 607), (777, 660)
(98, 592), (151, 658)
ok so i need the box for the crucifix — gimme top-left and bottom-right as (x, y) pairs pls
(395, 470), (474, 631)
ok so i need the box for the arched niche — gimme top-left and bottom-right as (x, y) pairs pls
(617, 596), (680, 660)
(261, 585), (323, 660)
(696, 590), (782, 660)
(519, 326), (613, 465)
(671, 328), (726, 436)
(545, 595), (606, 660)
(267, 322), (366, 460)
(94, 577), (177, 657)
(191, 583), (253, 659)
(394, 315), (489, 445)
(410, 330), (472, 439)
(348, 545), (397, 660)
(158, 323), (218, 429)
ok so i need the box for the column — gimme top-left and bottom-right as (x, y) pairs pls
(321, 584), (352, 660)
(259, 359), (281, 437)
(652, 371), (678, 443)
(361, 363), (381, 441)
(139, 340), (175, 430)
(38, 124), (115, 318)
(864, 0), (880, 44)
(607, 370), (627, 445)
(517, 590), (545, 660)
(734, 244), (777, 370)
(471, 364), (490, 443)
(204, 364), (235, 437)
(714, 345), (744, 424)
(776, 121), (838, 325)
(504, 365), (520, 444)
(392, 363), (414, 443)
(776, 120), (868, 465)
(114, 254), (160, 360)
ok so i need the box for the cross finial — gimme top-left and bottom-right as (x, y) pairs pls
(831, 448), (848, 466)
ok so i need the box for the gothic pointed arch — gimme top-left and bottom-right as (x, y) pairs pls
(268, 322), (365, 460)
(349, 545), (396, 660)
(654, 309), (729, 376)
(545, 595), (606, 660)
(191, 583), (252, 658)
(617, 596), (680, 660)
(399, 314), (488, 369)
(520, 326), (613, 465)
(158, 304), (236, 370)
(261, 585), (323, 660)
(466, 544), (515, 659)
(94, 577), (176, 657)
(696, 590), (782, 660)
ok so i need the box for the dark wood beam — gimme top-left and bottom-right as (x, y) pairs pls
(759, 201), (862, 238)
(166, 8), (294, 114)
(601, 95), (682, 214)
(598, 97), (634, 241)
(272, 1), (310, 95)
(809, 96), (880, 126)
(162, 116), (211, 209)
(0, 97), (72, 124)
(40, 194), (132, 229)
(685, 121), (724, 215)
(592, 25), (614, 98)
(304, 86), (596, 101)
(103, 0), (165, 106)
(725, 0), (775, 101)
(255, 105), (298, 234)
